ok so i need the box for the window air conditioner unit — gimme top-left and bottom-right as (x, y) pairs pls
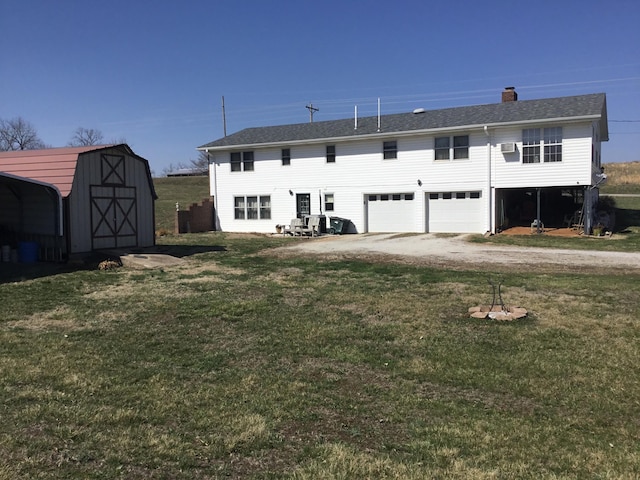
(501, 142), (516, 154)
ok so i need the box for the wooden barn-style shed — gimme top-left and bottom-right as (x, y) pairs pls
(0, 144), (157, 260)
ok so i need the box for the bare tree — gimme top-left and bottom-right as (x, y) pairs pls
(0, 117), (45, 151)
(110, 136), (128, 145)
(161, 162), (189, 177)
(68, 127), (104, 146)
(161, 152), (210, 177)
(190, 151), (210, 172)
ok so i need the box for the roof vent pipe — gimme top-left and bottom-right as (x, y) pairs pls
(413, 108), (426, 114)
(354, 105), (358, 130)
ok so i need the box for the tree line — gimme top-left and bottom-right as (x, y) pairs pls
(0, 116), (109, 151)
(1, 116), (208, 177)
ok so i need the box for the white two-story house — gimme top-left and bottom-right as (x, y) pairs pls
(198, 88), (608, 235)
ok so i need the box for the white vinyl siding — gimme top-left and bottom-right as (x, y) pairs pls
(492, 123), (593, 188)
(211, 136), (488, 233)
(208, 121), (595, 234)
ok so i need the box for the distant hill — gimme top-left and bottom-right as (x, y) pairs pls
(153, 175), (210, 233)
(601, 162), (640, 193)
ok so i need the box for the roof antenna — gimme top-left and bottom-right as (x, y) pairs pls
(377, 97), (381, 132)
(354, 105), (358, 130)
(306, 103), (319, 123)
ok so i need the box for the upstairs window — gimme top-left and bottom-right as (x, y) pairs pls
(383, 141), (397, 159)
(435, 135), (469, 160)
(282, 148), (291, 166)
(326, 145), (336, 163)
(523, 127), (562, 163)
(522, 129), (541, 163)
(243, 151), (254, 171)
(231, 152), (242, 172)
(544, 127), (562, 163)
(453, 135), (469, 159)
(435, 137), (450, 160)
(231, 151), (254, 171)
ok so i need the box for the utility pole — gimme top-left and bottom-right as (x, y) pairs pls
(306, 103), (319, 123)
(221, 96), (227, 137)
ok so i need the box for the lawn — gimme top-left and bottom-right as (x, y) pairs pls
(1, 171), (639, 478)
(1, 231), (639, 478)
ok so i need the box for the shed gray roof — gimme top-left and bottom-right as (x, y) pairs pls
(198, 93), (608, 150)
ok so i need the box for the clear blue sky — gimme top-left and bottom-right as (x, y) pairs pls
(1, 0), (638, 175)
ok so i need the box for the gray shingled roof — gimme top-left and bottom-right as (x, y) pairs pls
(198, 93), (607, 150)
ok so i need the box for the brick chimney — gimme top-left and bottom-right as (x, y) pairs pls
(502, 86), (518, 102)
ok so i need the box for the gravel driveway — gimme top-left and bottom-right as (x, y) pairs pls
(278, 233), (640, 271)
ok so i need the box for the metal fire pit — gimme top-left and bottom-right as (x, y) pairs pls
(468, 278), (527, 321)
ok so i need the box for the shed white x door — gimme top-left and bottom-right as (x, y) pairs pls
(90, 185), (137, 249)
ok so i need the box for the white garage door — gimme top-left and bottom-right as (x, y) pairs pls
(366, 193), (415, 232)
(427, 191), (485, 233)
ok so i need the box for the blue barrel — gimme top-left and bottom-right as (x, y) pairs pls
(18, 241), (38, 263)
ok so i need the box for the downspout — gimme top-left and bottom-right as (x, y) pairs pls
(207, 151), (219, 231)
(484, 125), (492, 233)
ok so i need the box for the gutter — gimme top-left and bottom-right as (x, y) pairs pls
(204, 151), (219, 231)
(484, 126), (492, 234)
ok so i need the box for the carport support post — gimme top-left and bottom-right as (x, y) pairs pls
(584, 186), (592, 235)
(536, 188), (542, 234)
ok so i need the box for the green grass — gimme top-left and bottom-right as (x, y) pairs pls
(2, 172), (639, 478)
(609, 195), (640, 234)
(1, 232), (639, 478)
(600, 184), (640, 194)
(153, 176), (210, 233)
